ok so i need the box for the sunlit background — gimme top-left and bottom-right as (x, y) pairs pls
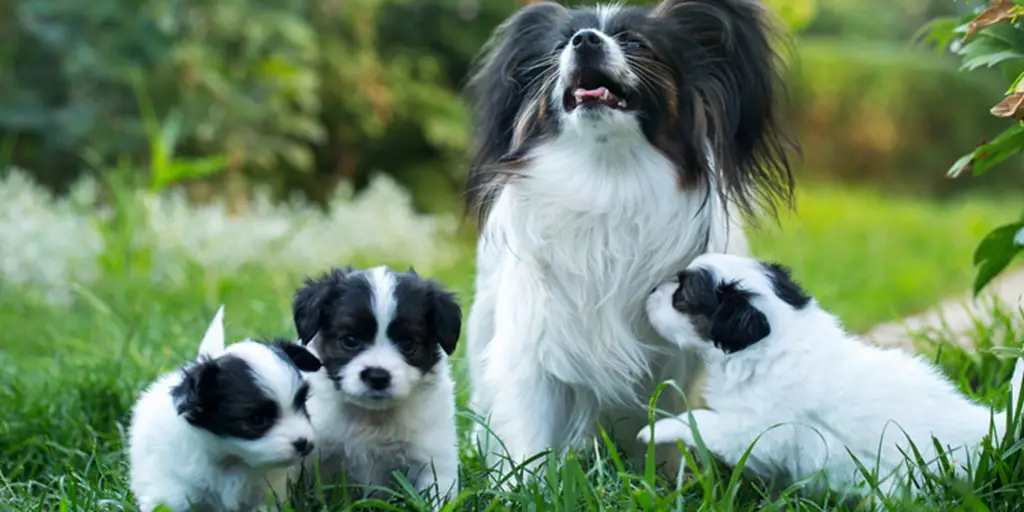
(1, 0), (1022, 508)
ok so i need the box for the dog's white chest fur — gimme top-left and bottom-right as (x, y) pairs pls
(482, 133), (717, 403)
(468, 128), (743, 468)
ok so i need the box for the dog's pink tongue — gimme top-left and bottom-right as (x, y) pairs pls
(574, 87), (609, 100)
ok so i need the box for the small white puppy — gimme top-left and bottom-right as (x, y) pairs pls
(638, 254), (1024, 497)
(129, 306), (323, 512)
(291, 266), (460, 506)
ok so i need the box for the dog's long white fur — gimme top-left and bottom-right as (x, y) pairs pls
(640, 254), (1024, 497)
(466, 106), (748, 474)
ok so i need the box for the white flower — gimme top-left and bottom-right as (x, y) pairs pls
(0, 169), (458, 305)
(1015, 227), (1024, 248)
(0, 169), (104, 305)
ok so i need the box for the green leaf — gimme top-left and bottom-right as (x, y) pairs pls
(972, 221), (1024, 296)
(957, 28), (1024, 70)
(963, 50), (1024, 71)
(914, 16), (962, 53)
(1007, 71), (1024, 94)
(978, 21), (1024, 50)
(948, 152), (976, 179)
(150, 155), (228, 190)
(949, 124), (1024, 178)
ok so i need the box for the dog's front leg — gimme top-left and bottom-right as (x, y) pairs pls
(479, 350), (568, 486)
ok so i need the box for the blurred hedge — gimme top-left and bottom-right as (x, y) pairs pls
(0, 0), (521, 211)
(2, 0), (1020, 210)
(788, 38), (1024, 195)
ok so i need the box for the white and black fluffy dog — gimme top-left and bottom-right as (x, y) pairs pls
(129, 306), (323, 512)
(462, 0), (797, 471)
(639, 254), (1024, 496)
(292, 266), (461, 504)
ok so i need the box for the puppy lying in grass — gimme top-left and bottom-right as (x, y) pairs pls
(638, 254), (1024, 497)
(129, 306), (322, 512)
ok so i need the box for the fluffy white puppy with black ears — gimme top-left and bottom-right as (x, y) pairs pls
(129, 306), (324, 512)
(292, 266), (461, 506)
(639, 254), (1024, 497)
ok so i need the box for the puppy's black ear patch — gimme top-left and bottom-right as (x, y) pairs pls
(709, 284), (770, 353)
(427, 283), (462, 356)
(172, 359), (220, 423)
(762, 261), (811, 310)
(275, 341), (322, 373)
(673, 268), (719, 317)
(293, 266), (355, 344)
(407, 266), (419, 277)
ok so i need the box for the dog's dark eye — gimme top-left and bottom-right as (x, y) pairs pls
(618, 33), (647, 51)
(340, 335), (362, 350)
(248, 412), (272, 429)
(398, 342), (420, 358)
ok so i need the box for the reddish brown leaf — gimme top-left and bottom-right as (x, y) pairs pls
(963, 0), (1018, 41)
(991, 92), (1024, 119)
(991, 78), (1024, 119)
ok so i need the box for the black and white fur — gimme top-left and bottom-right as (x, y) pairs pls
(292, 266), (461, 505)
(639, 254), (1024, 496)
(129, 306), (323, 512)
(463, 0), (797, 472)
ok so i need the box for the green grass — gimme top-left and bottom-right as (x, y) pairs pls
(1, 184), (1022, 511)
(749, 185), (1022, 331)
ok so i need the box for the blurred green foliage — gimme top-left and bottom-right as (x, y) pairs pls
(917, 2), (1024, 294)
(0, 0), (520, 210)
(0, 0), (1013, 210)
(787, 38), (1024, 195)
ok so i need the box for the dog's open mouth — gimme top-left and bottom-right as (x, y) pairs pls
(562, 68), (632, 112)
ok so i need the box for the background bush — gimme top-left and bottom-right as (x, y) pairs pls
(2, 0), (1020, 209)
(787, 38), (1024, 195)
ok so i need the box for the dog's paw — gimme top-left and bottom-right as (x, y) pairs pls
(637, 416), (695, 446)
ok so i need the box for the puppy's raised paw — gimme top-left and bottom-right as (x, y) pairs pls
(637, 415), (695, 446)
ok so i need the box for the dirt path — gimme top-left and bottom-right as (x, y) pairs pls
(863, 270), (1024, 351)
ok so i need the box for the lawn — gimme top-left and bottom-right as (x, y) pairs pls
(0, 175), (1022, 511)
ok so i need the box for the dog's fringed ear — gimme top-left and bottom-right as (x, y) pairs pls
(275, 341), (323, 373)
(427, 283), (462, 356)
(198, 305), (226, 358)
(293, 266), (354, 344)
(464, 1), (571, 219)
(651, 0), (796, 219)
(172, 360), (220, 424)
(708, 285), (770, 353)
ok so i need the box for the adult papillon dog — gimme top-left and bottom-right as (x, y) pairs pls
(462, 0), (798, 475)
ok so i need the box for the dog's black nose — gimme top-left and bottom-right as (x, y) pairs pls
(293, 438), (313, 456)
(571, 29), (604, 51)
(360, 367), (392, 390)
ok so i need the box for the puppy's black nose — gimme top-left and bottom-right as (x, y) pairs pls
(360, 367), (392, 390)
(293, 437), (313, 456)
(571, 29), (604, 51)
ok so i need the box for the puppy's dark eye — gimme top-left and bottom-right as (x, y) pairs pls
(398, 342), (420, 358)
(340, 335), (362, 350)
(293, 383), (311, 412)
(248, 412), (272, 429)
